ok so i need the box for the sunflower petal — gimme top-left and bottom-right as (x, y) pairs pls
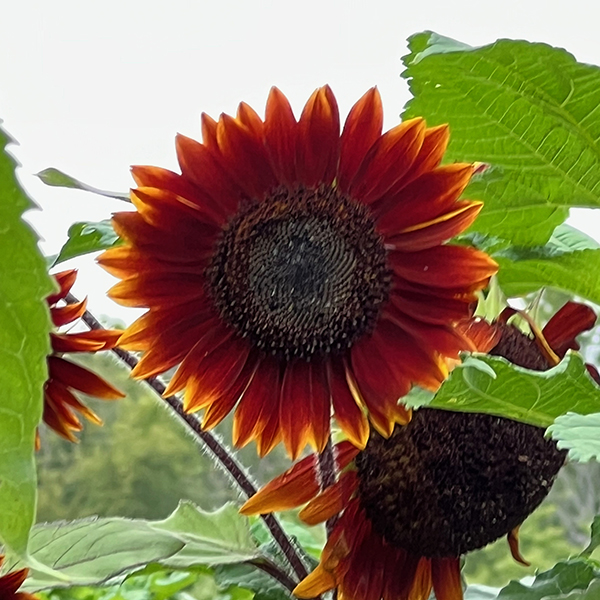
(431, 557), (462, 600)
(293, 565), (337, 598)
(47, 269), (77, 305)
(48, 356), (124, 399)
(338, 87), (383, 193)
(280, 360), (312, 459)
(299, 470), (358, 525)
(50, 297), (87, 326)
(296, 85), (340, 187)
(264, 86), (297, 185)
(349, 118), (425, 204)
(542, 301), (597, 357)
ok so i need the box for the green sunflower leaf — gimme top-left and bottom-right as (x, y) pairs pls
(0, 124), (54, 559)
(547, 412), (600, 462)
(427, 352), (600, 429)
(9, 502), (260, 591)
(53, 220), (122, 266)
(402, 32), (600, 246)
(496, 558), (600, 599)
(36, 167), (130, 201)
(151, 501), (260, 568)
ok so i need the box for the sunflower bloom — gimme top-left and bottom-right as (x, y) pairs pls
(241, 302), (597, 600)
(0, 555), (37, 600)
(99, 86), (497, 458)
(44, 270), (124, 443)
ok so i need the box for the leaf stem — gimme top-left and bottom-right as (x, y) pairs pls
(67, 295), (310, 586)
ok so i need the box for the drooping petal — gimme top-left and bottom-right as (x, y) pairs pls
(47, 269), (77, 304)
(337, 87), (383, 192)
(50, 296), (86, 326)
(293, 565), (336, 599)
(296, 85), (340, 187)
(233, 357), (281, 448)
(328, 359), (369, 449)
(50, 332), (107, 353)
(542, 301), (597, 357)
(299, 470), (358, 525)
(48, 356), (124, 399)
(307, 361), (333, 453)
(280, 360), (312, 459)
(431, 557), (462, 600)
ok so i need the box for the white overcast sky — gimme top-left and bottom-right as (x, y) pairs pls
(2, 0), (600, 323)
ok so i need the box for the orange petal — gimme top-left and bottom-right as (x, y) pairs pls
(374, 123), (450, 211)
(349, 118), (425, 205)
(201, 113), (219, 150)
(239, 453), (319, 514)
(377, 163), (474, 234)
(130, 165), (206, 205)
(431, 557), (463, 600)
(108, 272), (207, 308)
(280, 360), (312, 460)
(216, 114), (277, 200)
(384, 306), (476, 359)
(131, 186), (221, 232)
(389, 289), (474, 326)
(507, 525), (531, 567)
(237, 101), (264, 137)
(389, 245), (498, 289)
(293, 565), (337, 598)
(182, 334), (251, 413)
(110, 212), (215, 264)
(386, 201), (484, 252)
(162, 321), (232, 395)
(47, 269), (77, 305)
(50, 332), (107, 353)
(296, 85), (340, 187)
(457, 318), (502, 353)
(299, 470), (358, 525)
(232, 357), (281, 448)
(50, 297), (87, 327)
(264, 86), (297, 185)
(338, 87), (383, 193)
(48, 356), (124, 399)
(175, 133), (242, 215)
(409, 557), (433, 600)
(543, 301), (597, 357)
(46, 379), (102, 425)
(328, 359), (369, 449)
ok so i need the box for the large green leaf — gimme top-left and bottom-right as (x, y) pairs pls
(547, 412), (600, 462)
(152, 502), (260, 567)
(497, 559), (600, 599)
(427, 353), (600, 429)
(402, 32), (600, 246)
(582, 515), (600, 557)
(53, 220), (122, 266)
(0, 124), (54, 558)
(8, 502), (261, 591)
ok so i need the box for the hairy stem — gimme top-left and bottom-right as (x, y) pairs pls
(68, 295), (309, 584)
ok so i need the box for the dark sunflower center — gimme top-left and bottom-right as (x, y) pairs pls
(208, 186), (390, 359)
(355, 325), (566, 558)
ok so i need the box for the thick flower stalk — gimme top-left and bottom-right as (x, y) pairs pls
(44, 270), (124, 443)
(99, 86), (497, 458)
(240, 301), (598, 600)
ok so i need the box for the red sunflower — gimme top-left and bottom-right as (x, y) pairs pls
(99, 86), (497, 458)
(240, 301), (598, 600)
(0, 556), (36, 600)
(44, 270), (124, 444)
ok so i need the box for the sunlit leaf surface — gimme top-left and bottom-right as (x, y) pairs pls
(0, 124), (53, 558)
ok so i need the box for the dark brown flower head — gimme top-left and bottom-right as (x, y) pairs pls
(240, 301), (597, 600)
(0, 556), (37, 600)
(43, 270), (124, 444)
(99, 86), (498, 458)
